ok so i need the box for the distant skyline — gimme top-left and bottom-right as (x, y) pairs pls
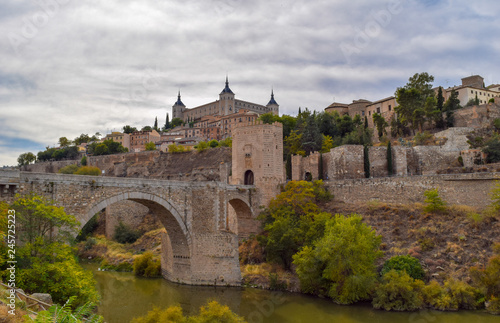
(1, 0), (500, 166)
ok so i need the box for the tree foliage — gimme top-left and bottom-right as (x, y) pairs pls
(483, 137), (500, 164)
(131, 300), (246, 323)
(87, 139), (128, 156)
(123, 125), (138, 134)
(17, 152), (36, 166)
(372, 113), (388, 139)
(423, 189), (447, 214)
(145, 141), (156, 151)
(293, 214), (382, 304)
(381, 255), (426, 281)
(171, 117), (184, 128)
(372, 270), (425, 311)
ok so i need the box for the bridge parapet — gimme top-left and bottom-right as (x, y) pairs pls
(0, 169), (20, 198)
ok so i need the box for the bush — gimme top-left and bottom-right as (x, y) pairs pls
(133, 252), (161, 277)
(414, 131), (434, 146)
(196, 141), (209, 152)
(113, 221), (141, 244)
(17, 257), (99, 308)
(131, 300), (246, 323)
(381, 255), (426, 281)
(81, 156), (87, 166)
(293, 214), (382, 304)
(483, 137), (500, 164)
(208, 139), (219, 148)
(269, 273), (287, 291)
(470, 243), (500, 314)
(75, 166), (101, 176)
(372, 270), (425, 311)
(423, 189), (447, 214)
(423, 279), (482, 311)
(59, 164), (80, 174)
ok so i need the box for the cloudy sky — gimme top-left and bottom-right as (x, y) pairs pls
(1, 0), (499, 166)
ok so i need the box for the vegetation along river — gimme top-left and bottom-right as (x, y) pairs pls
(83, 263), (498, 323)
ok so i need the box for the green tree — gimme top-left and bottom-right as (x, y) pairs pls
(73, 133), (91, 145)
(171, 117), (183, 128)
(196, 141), (209, 152)
(153, 117), (158, 131)
(81, 155), (87, 166)
(93, 143), (109, 156)
(443, 89), (461, 127)
(58, 137), (72, 147)
(145, 141), (156, 151)
(483, 137), (500, 163)
(372, 113), (388, 139)
(164, 113), (171, 130)
(423, 189), (447, 213)
(381, 255), (425, 281)
(470, 243), (500, 314)
(395, 72), (435, 133)
(284, 130), (305, 156)
(17, 152), (36, 166)
(293, 214), (382, 304)
(75, 166), (101, 176)
(208, 139), (219, 148)
(123, 125), (138, 134)
(364, 145), (370, 178)
(141, 126), (153, 132)
(372, 270), (425, 311)
(320, 135), (334, 153)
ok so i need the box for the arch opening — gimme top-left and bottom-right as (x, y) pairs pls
(305, 172), (312, 181)
(82, 192), (192, 284)
(244, 170), (254, 185)
(227, 198), (258, 241)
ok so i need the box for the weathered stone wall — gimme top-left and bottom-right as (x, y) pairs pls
(324, 145), (365, 180)
(369, 147), (388, 178)
(231, 122), (284, 206)
(291, 152), (320, 181)
(105, 201), (151, 239)
(23, 149), (232, 182)
(4, 171), (258, 287)
(22, 160), (79, 173)
(326, 172), (498, 209)
(453, 103), (500, 129)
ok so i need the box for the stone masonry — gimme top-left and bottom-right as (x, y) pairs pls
(0, 171), (260, 286)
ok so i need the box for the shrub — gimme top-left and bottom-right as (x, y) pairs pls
(423, 279), (482, 311)
(208, 139), (219, 148)
(381, 255), (426, 281)
(58, 164), (80, 174)
(196, 141), (209, 152)
(81, 155), (87, 166)
(113, 221), (141, 244)
(133, 251), (161, 277)
(75, 166), (101, 176)
(372, 270), (425, 311)
(131, 300), (245, 323)
(293, 214), (382, 304)
(269, 273), (287, 291)
(414, 131), (434, 146)
(483, 137), (500, 164)
(470, 243), (500, 314)
(423, 189), (447, 214)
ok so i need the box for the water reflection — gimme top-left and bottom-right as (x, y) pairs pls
(83, 264), (497, 323)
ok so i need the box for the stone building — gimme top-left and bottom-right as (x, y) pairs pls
(231, 121), (285, 206)
(171, 77), (279, 122)
(130, 130), (160, 152)
(103, 132), (130, 151)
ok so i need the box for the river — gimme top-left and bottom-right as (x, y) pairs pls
(83, 264), (497, 323)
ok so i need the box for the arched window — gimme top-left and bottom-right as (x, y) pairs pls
(244, 170), (254, 185)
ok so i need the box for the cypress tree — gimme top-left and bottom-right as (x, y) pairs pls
(165, 113), (170, 130)
(298, 107), (302, 115)
(364, 116), (369, 129)
(364, 145), (370, 178)
(154, 117), (158, 130)
(285, 154), (292, 180)
(387, 141), (393, 176)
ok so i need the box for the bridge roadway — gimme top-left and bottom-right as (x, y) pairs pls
(0, 170), (260, 286)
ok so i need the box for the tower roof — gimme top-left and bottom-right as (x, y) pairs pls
(220, 76), (234, 95)
(174, 91), (185, 107)
(267, 89), (278, 106)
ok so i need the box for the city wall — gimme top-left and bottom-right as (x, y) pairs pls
(326, 172), (498, 209)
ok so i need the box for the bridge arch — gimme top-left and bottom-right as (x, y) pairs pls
(84, 191), (192, 284)
(227, 198), (258, 241)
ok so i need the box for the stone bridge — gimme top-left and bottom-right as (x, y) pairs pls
(0, 170), (261, 286)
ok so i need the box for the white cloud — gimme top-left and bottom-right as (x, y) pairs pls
(0, 0), (499, 166)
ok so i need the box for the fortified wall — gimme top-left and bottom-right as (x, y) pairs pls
(22, 148), (232, 182)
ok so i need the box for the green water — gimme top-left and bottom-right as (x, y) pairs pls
(83, 264), (497, 323)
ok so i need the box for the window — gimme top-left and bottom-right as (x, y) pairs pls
(376, 107), (380, 113)
(388, 105), (392, 111)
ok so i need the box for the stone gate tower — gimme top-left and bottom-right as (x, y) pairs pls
(231, 121), (284, 206)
